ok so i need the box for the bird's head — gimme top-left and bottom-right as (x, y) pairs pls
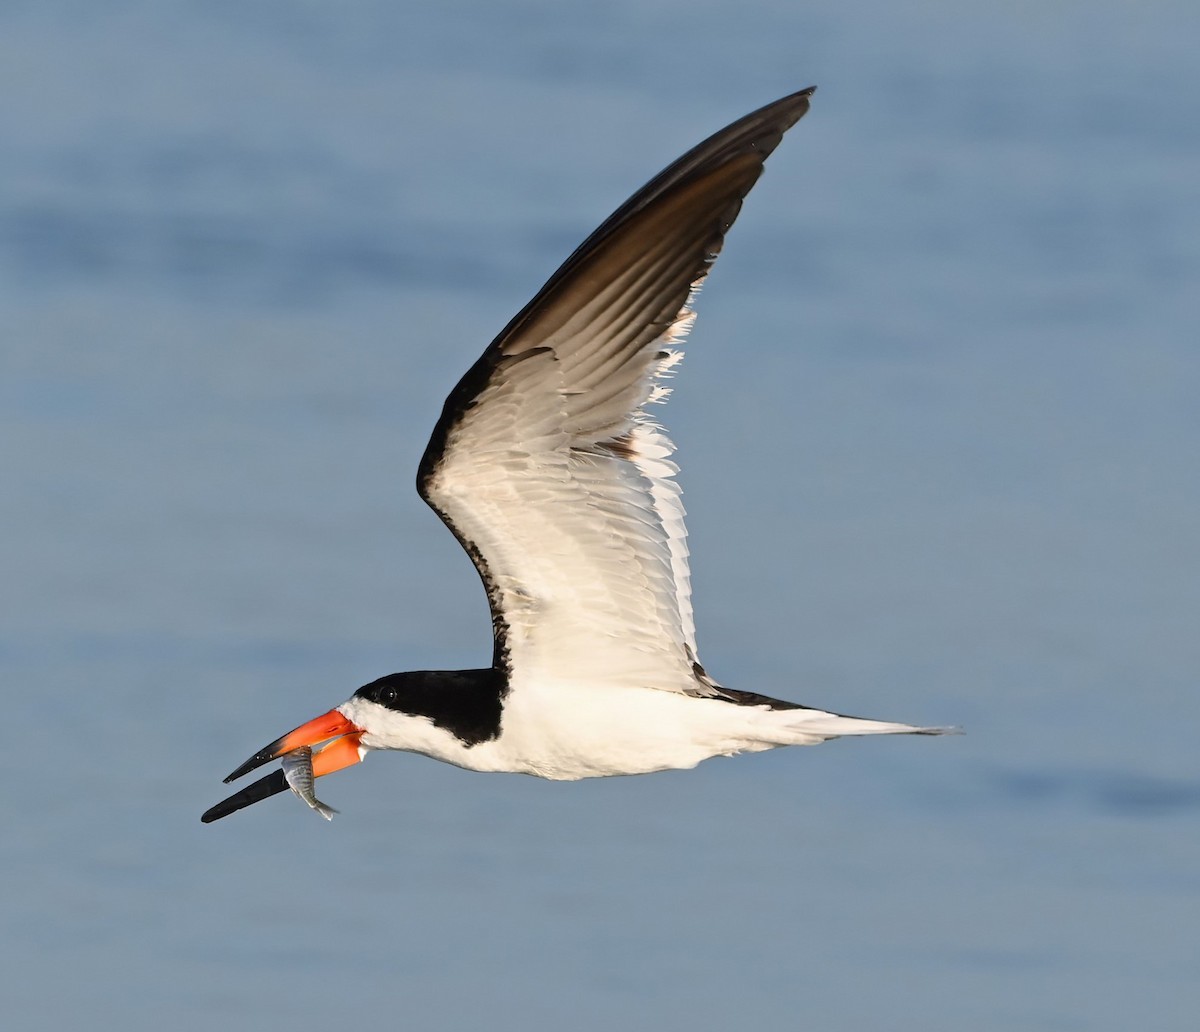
(202, 670), (500, 822)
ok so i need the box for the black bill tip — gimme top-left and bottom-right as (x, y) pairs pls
(202, 769), (288, 823)
(223, 737), (286, 784)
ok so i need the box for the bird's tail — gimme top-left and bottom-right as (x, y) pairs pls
(752, 704), (958, 747)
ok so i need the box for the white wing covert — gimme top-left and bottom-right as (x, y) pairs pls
(417, 90), (813, 694)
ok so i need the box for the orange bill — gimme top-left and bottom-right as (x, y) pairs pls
(201, 709), (365, 824)
(222, 709), (363, 783)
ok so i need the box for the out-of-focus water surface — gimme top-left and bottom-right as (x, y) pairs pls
(2, 2), (1197, 1029)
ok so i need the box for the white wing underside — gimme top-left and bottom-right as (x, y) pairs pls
(426, 303), (702, 693)
(418, 91), (813, 698)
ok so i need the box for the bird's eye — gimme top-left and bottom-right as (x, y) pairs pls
(384, 686), (398, 704)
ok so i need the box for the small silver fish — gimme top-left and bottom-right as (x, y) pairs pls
(281, 746), (339, 821)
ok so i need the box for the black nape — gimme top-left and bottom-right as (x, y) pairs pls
(354, 668), (506, 746)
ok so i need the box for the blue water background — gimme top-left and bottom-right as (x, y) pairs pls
(2, 2), (1197, 1029)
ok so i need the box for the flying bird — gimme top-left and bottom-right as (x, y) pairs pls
(203, 87), (948, 824)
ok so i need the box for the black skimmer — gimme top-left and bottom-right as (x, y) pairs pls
(203, 87), (950, 824)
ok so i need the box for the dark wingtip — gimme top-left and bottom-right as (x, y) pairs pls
(739, 86), (818, 153)
(202, 770), (288, 823)
(778, 85), (817, 109)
